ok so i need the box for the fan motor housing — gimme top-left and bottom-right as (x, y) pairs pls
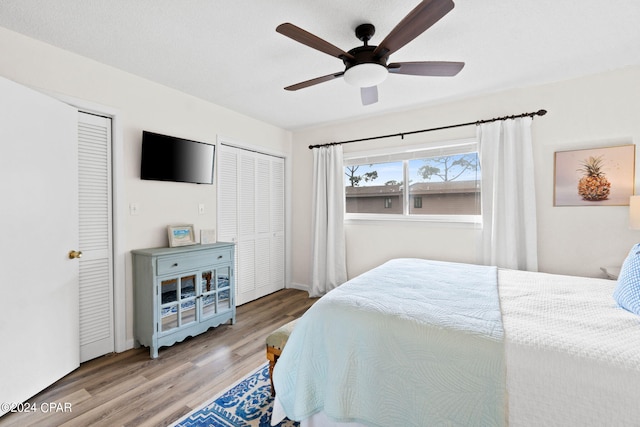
(343, 24), (388, 71)
(343, 45), (387, 71)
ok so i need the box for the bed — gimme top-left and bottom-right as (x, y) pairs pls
(271, 258), (640, 427)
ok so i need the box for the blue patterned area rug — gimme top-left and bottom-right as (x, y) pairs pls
(171, 363), (299, 427)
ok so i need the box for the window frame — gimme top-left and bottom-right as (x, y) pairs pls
(343, 138), (481, 224)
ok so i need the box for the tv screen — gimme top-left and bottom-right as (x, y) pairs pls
(141, 131), (215, 184)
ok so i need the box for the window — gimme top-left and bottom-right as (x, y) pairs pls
(344, 138), (481, 222)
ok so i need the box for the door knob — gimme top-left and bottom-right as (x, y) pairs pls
(68, 250), (83, 259)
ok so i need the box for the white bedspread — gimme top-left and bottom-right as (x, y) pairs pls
(499, 269), (640, 426)
(273, 262), (640, 427)
(272, 258), (506, 427)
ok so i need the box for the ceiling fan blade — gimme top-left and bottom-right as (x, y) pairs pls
(277, 23), (355, 61)
(361, 86), (378, 105)
(388, 61), (465, 76)
(284, 72), (345, 91)
(373, 0), (454, 58)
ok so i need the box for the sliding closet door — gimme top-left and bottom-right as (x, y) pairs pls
(218, 144), (285, 306)
(78, 112), (114, 362)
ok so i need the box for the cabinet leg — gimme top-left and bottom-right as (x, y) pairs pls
(151, 346), (158, 359)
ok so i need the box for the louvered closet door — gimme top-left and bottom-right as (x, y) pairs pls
(237, 150), (257, 304)
(270, 158), (285, 292)
(78, 112), (114, 362)
(217, 144), (285, 306)
(217, 147), (244, 302)
(255, 156), (271, 296)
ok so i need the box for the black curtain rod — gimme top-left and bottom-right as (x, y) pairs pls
(308, 109), (547, 150)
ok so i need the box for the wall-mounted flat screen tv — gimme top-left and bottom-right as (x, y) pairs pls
(140, 131), (215, 184)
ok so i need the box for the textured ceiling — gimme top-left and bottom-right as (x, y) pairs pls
(1, 0), (639, 130)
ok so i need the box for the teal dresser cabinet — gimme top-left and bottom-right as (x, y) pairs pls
(132, 242), (236, 358)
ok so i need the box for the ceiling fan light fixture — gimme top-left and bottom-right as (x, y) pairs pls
(343, 63), (388, 88)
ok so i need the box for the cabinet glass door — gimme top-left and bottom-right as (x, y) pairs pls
(159, 274), (197, 333)
(201, 270), (216, 319)
(199, 267), (232, 319)
(217, 267), (231, 311)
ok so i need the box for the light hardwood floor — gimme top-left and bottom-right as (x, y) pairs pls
(0, 288), (316, 427)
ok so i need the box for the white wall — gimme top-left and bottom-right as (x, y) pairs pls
(0, 27), (292, 346)
(291, 65), (640, 284)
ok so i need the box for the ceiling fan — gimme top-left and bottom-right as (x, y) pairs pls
(276, 0), (464, 106)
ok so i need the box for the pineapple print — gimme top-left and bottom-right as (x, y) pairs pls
(577, 155), (611, 201)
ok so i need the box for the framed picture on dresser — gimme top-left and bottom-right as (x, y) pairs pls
(167, 224), (196, 247)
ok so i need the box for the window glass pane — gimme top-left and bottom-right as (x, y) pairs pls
(345, 161), (404, 214)
(408, 153), (480, 215)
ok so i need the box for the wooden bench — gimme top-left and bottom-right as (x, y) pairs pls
(266, 319), (298, 396)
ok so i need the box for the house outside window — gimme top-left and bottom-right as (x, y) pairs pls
(344, 138), (481, 223)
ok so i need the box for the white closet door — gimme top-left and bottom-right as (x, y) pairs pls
(217, 144), (285, 306)
(78, 112), (114, 362)
(217, 148), (237, 243)
(237, 150), (257, 304)
(255, 156), (272, 296)
(0, 76), (79, 416)
(270, 158), (286, 292)
(217, 148), (239, 300)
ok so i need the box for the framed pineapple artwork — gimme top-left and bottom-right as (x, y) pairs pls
(554, 144), (635, 206)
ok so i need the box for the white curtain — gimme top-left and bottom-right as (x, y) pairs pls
(310, 144), (348, 297)
(478, 117), (538, 271)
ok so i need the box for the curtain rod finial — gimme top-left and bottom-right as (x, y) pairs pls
(536, 109), (547, 116)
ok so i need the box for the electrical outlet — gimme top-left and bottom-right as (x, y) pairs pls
(198, 203), (205, 214)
